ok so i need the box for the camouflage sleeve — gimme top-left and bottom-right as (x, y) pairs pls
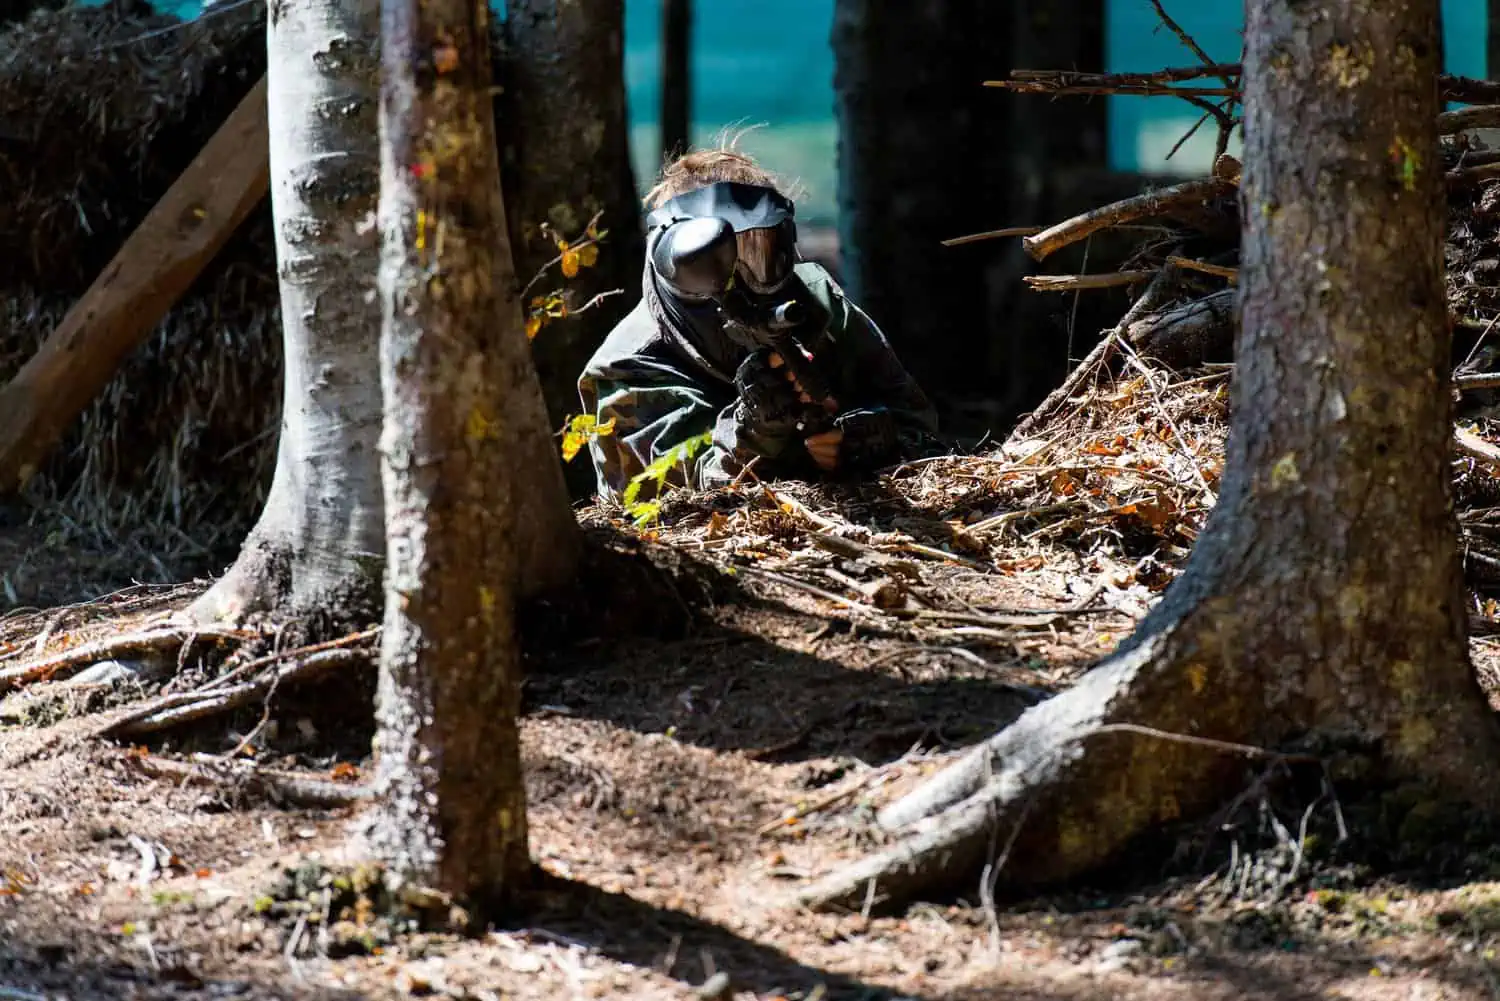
(582, 352), (813, 501)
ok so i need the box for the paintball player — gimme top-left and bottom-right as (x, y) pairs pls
(577, 145), (940, 501)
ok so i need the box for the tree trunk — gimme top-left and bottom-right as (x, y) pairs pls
(799, 0), (1500, 912)
(500, 0), (643, 498)
(188, 0), (387, 630)
(659, 0), (691, 162)
(360, 0), (530, 911)
(831, 0), (1012, 398)
(1490, 0), (1500, 80)
(191, 0), (580, 630)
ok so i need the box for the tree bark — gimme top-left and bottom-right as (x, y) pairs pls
(659, 0), (691, 162)
(191, 0), (580, 631)
(831, 0), (1012, 397)
(361, 0), (529, 911)
(799, 0), (1500, 912)
(500, 0), (643, 498)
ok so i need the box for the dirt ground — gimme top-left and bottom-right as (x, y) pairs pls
(8, 471), (1500, 1001)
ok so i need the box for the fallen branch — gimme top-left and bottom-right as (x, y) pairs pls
(1438, 105), (1500, 135)
(1023, 271), (1155, 292)
(121, 752), (371, 809)
(1455, 373), (1500, 393)
(988, 66), (1500, 107)
(0, 625), (250, 692)
(1127, 289), (1237, 368)
(1022, 179), (1235, 262)
(1456, 426), (1500, 468)
(941, 225), (1043, 248)
(99, 647), (371, 738)
(1166, 256), (1238, 283)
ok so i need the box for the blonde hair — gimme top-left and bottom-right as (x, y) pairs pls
(644, 125), (803, 209)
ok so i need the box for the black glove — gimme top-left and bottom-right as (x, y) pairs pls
(733, 348), (805, 436)
(833, 408), (901, 470)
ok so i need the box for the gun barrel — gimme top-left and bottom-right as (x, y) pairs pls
(769, 301), (806, 329)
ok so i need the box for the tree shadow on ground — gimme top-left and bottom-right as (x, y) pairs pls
(0, 876), (949, 1001)
(524, 616), (1045, 766)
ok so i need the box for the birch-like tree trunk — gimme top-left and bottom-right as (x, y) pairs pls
(800, 0), (1500, 911)
(188, 0), (387, 630)
(189, 0), (579, 632)
(361, 0), (530, 909)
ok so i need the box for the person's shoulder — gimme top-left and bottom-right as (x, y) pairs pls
(793, 261), (847, 303)
(582, 300), (664, 378)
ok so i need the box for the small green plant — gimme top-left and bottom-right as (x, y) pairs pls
(622, 430), (713, 527)
(558, 413), (615, 462)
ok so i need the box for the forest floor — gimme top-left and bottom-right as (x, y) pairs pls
(7, 374), (1500, 1000)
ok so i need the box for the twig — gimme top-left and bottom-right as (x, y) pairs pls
(0, 625), (250, 692)
(1116, 338), (1217, 501)
(99, 648), (370, 738)
(122, 752), (371, 808)
(968, 501), (1092, 536)
(1438, 105), (1500, 135)
(1148, 0), (1233, 88)
(202, 627), (380, 693)
(520, 209), (607, 297)
(1455, 373), (1500, 393)
(990, 66), (1500, 105)
(1022, 179), (1234, 262)
(758, 769), (881, 835)
(1456, 426), (1500, 468)
(1023, 270), (1155, 292)
(1091, 722), (1318, 763)
(1166, 255), (1237, 282)
(941, 225), (1043, 248)
(733, 565), (868, 612)
(987, 80), (1237, 100)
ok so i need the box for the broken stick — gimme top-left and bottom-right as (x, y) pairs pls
(0, 74), (270, 494)
(1022, 178), (1236, 262)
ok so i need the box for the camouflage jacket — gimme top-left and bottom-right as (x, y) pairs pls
(577, 260), (940, 502)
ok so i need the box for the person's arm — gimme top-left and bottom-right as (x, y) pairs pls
(579, 352), (809, 500)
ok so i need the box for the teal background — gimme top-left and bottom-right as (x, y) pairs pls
(94, 0), (1496, 222)
(1105, 0), (1487, 174)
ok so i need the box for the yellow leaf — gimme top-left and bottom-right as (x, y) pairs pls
(525, 314), (542, 339)
(561, 430), (587, 462)
(578, 244), (599, 268)
(595, 416), (616, 437)
(561, 249), (581, 278)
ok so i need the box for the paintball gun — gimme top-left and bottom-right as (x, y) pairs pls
(651, 214), (839, 433)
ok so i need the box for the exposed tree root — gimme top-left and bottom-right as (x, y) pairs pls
(121, 751), (371, 808)
(795, 601), (1500, 912)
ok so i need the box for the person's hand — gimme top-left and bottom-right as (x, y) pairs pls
(766, 351), (838, 413)
(804, 428), (843, 471)
(733, 349), (804, 435)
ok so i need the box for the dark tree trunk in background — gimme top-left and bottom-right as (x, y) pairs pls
(801, 0), (1500, 911)
(364, 0), (532, 910)
(501, 0), (644, 497)
(1489, 0), (1500, 80)
(659, 0), (692, 162)
(989, 0), (1117, 419)
(832, 0), (1012, 401)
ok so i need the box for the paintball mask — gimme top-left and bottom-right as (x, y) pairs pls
(646, 181), (799, 301)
